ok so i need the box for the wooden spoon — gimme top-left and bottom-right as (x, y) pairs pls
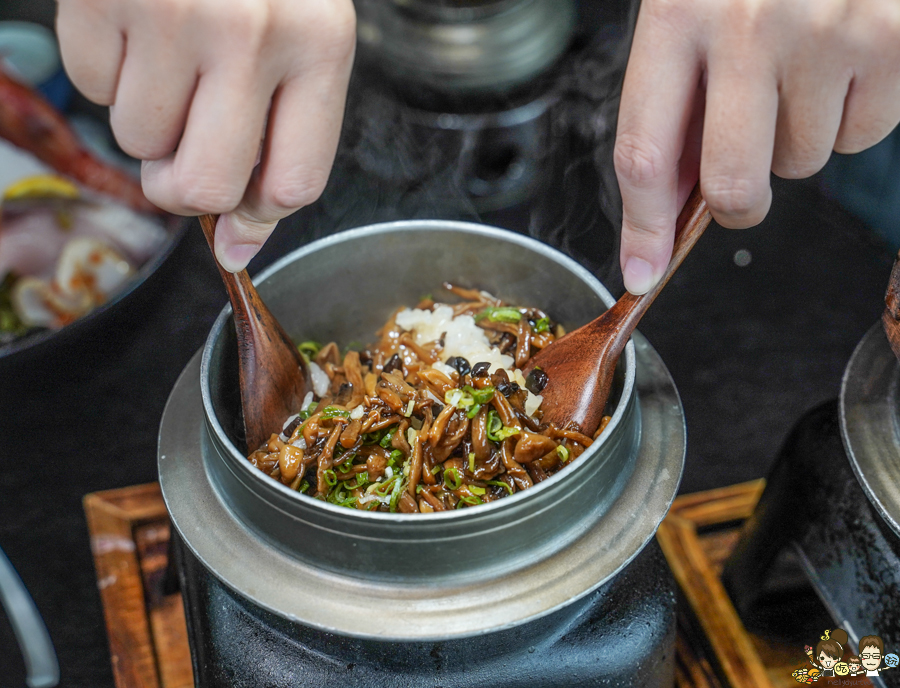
(882, 248), (900, 359)
(522, 184), (712, 436)
(199, 214), (310, 452)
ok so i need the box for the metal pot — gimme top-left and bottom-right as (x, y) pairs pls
(840, 322), (900, 538)
(159, 220), (685, 641)
(354, 0), (577, 93)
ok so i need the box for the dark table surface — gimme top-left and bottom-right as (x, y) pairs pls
(0, 169), (893, 687)
(0, 3), (897, 686)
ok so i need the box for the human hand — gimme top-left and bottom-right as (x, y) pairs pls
(614, 0), (900, 294)
(56, 0), (356, 272)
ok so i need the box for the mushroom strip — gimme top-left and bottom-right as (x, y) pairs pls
(246, 285), (610, 512)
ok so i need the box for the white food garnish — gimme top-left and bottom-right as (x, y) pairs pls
(395, 305), (544, 417)
(308, 361), (330, 398)
(395, 305), (513, 374)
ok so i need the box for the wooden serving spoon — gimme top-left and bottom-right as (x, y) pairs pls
(522, 184), (712, 436)
(882, 248), (900, 360)
(199, 214), (310, 452)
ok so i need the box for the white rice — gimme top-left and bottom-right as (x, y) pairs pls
(308, 361), (330, 398)
(394, 305), (543, 417)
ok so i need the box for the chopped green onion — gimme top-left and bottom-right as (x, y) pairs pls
(389, 476), (406, 512)
(320, 406), (350, 420)
(389, 449), (404, 466)
(379, 427), (397, 448)
(297, 341), (322, 361)
(327, 487), (357, 508)
(298, 481), (310, 494)
(298, 401), (319, 422)
(373, 476), (397, 497)
(323, 469), (337, 486)
(475, 306), (522, 323)
(463, 385), (495, 405)
(431, 465), (442, 475)
(485, 409), (519, 441)
(498, 427), (520, 440)
(533, 317), (550, 333)
(444, 388), (475, 409)
(444, 466), (462, 490)
(468, 452), (476, 473)
(342, 472), (368, 490)
(455, 494), (482, 508)
(487, 480), (514, 495)
(557, 445), (570, 462)
(486, 409), (502, 441)
(416, 484), (423, 494)
(468, 485), (485, 496)
(466, 403), (481, 419)
(444, 389), (463, 407)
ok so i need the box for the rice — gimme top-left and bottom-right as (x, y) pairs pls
(395, 305), (542, 416)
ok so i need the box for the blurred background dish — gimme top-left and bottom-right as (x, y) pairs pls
(0, 31), (185, 354)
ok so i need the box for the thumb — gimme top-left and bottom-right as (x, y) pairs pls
(213, 212), (277, 273)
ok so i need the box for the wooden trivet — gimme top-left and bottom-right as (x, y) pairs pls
(659, 479), (873, 688)
(85, 479), (845, 688)
(84, 484), (192, 688)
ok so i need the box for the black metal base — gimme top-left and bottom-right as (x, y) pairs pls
(174, 538), (676, 688)
(722, 401), (900, 687)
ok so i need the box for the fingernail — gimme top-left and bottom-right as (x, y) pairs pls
(214, 215), (260, 272)
(623, 256), (657, 295)
(218, 243), (259, 273)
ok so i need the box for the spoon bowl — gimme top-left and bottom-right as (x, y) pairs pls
(198, 214), (310, 452)
(524, 184), (711, 435)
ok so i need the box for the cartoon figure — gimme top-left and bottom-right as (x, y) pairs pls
(859, 635), (886, 676)
(814, 629), (848, 678)
(793, 668), (811, 684)
(847, 656), (862, 676)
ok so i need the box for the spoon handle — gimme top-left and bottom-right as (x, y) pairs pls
(199, 214), (256, 320)
(199, 214), (284, 353)
(605, 183), (712, 337)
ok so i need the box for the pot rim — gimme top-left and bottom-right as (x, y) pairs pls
(199, 219), (636, 523)
(840, 322), (900, 537)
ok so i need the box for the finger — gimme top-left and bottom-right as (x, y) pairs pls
(700, 51), (778, 229)
(217, 45), (355, 272)
(140, 62), (273, 218)
(771, 66), (849, 179)
(55, 0), (124, 105)
(677, 87), (705, 209)
(835, 72), (900, 154)
(615, 1), (702, 295)
(108, 15), (199, 161)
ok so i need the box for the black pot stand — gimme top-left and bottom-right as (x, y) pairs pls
(722, 325), (900, 688)
(173, 533), (676, 688)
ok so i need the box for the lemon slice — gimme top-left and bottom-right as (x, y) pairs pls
(4, 174), (79, 201)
